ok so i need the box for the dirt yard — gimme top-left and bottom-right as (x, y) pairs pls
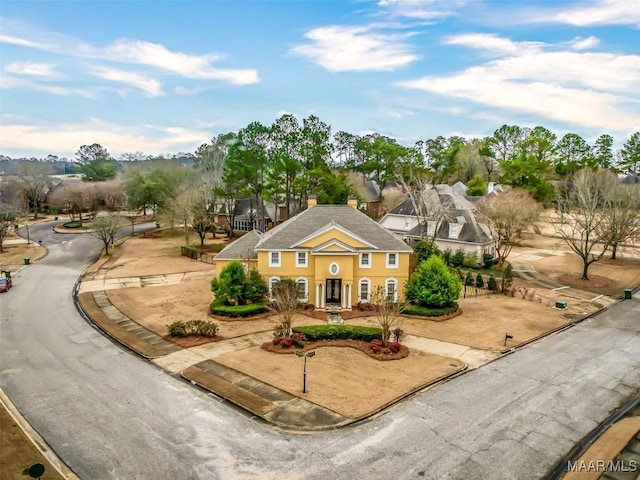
(534, 255), (640, 296)
(215, 346), (465, 419)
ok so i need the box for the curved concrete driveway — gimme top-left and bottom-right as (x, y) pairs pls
(1, 227), (639, 479)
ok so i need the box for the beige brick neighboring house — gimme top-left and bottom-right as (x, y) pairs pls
(379, 184), (495, 262)
(215, 202), (413, 310)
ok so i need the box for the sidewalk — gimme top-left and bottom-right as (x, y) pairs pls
(76, 264), (477, 431)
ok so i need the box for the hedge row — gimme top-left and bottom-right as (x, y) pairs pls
(210, 302), (269, 317)
(403, 302), (459, 317)
(292, 325), (382, 342)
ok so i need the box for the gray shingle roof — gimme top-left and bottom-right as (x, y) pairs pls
(255, 205), (412, 252)
(215, 230), (262, 260)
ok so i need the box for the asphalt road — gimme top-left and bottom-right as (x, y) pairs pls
(1, 226), (639, 480)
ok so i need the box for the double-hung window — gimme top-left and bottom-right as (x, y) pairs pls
(359, 252), (371, 268)
(269, 251), (281, 267)
(386, 253), (398, 269)
(296, 251), (308, 267)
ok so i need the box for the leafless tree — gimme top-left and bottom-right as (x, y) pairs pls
(0, 204), (22, 252)
(476, 189), (542, 269)
(553, 168), (618, 280)
(15, 161), (51, 219)
(397, 166), (452, 240)
(599, 184), (640, 260)
(91, 214), (122, 256)
(271, 278), (300, 338)
(371, 285), (405, 347)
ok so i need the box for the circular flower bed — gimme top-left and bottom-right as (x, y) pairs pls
(262, 337), (409, 361)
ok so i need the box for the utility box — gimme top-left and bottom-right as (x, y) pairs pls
(624, 289), (632, 300)
(555, 300), (567, 309)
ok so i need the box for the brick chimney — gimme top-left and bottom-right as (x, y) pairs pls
(307, 195), (317, 209)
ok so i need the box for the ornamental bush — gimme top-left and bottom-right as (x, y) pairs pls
(167, 319), (218, 337)
(406, 256), (461, 308)
(211, 260), (246, 304)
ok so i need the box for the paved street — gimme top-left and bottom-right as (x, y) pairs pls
(1, 227), (638, 479)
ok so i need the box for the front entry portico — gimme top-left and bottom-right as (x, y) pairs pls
(326, 278), (342, 305)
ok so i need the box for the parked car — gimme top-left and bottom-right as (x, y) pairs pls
(0, 277), (12, 293)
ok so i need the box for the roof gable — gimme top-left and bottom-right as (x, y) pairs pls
(293, 222), (376, 249)
(255, 205), (412, 252)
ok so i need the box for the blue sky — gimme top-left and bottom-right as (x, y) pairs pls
(1, 0), (639, 159)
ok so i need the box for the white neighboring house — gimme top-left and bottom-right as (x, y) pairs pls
(379, 184), (496, 262)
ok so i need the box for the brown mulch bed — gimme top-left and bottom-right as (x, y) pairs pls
(208, 310), (274, 322)
(163, 335), (223, 348)
(400, 308), (463, 322)
(261, 339), (409, 361)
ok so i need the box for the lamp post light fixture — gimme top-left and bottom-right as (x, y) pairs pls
(25, 223), (30, 244)
(295, 350), (316, 393)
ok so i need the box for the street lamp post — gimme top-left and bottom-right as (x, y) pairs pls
(26, 223), (30, 244)
(295, 350), (316, 393)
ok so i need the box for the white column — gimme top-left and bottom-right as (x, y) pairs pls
(316, 284), (320, 308)
(348, 283), (352, 309)
(342, 283), (346, 308)
(321, 283), (325, 308)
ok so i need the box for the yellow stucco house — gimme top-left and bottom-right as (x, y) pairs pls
(214, 200), (413, 310)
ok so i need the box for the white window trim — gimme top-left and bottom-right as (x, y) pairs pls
(385, 278), (398, 302)
(386, 252), (398, 269)
(295, 277), (308, 302)
(295, 251), (308, 268)
(359, 252), (372, 268)
(269, 276), (280, 300)
(269, 251), (281, 267)
(359, 278), (371, 303)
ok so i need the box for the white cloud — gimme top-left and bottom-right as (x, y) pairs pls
(291, 25), (418, 72)
(397, 36), (640, 132)
(444, 33), (544, 55)
(4, 61), (60, 77)
(546, 0), (640, 26)
(0, 75), (95, 98)
(0, 119), (212, 157)
(0, 23), (259, 86)
(91, 67), (164, 97)
(0, 33), (51, 49)
(100, 39), (259, 85)
(569, 36), (600, 51)
(377, 0), (467, 20)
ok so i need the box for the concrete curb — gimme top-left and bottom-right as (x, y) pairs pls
(0, 388), (80, 480)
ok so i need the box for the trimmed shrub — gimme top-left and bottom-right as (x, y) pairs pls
(414, 239), (441, 264)
(475, 273), (485, 288)
(406, 256), (461, 308)
(292, 325), (382, 342)
(488, 273), (498, 292)
(464, 271), (475, 286)
(451, 248), (466, 268)
(482, 253), (495, 269)
(210, 302), (269, 317)
(211, 260), (246, 304)
(243, 269), (268, 303)
(463, 252), (479, 268)
(63, 221), (83, 228)
(389, 341), (401, 354)
(167, 319), (218, 337)
(403, 303), (458, 317)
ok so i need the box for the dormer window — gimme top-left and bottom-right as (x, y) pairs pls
(426, 221), (436, 238)
(448, 223), (463, 240)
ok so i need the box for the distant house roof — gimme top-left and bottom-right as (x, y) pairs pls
(383, 184), (492, 245)
(255, 205), (412, 252)
(621, 174), (640, 184)
(215, 230), (262, 260)
(451, 181), (467, 196)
